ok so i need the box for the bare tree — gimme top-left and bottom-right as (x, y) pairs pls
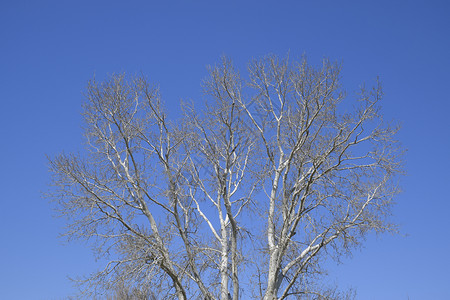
(47, 55), (403, 299)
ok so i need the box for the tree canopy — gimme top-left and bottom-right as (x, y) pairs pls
(48, 55), (403, 299)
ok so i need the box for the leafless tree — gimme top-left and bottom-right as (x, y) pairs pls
(47, 55), (403, 299)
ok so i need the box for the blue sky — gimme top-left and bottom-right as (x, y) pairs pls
(1, 1), (449, 299)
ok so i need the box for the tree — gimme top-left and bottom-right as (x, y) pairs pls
(47, 55), (403, 299)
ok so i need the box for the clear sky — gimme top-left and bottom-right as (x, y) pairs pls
(1, 1), (449, 299)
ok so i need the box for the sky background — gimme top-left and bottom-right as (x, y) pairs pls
(1, 1), (449, 299)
